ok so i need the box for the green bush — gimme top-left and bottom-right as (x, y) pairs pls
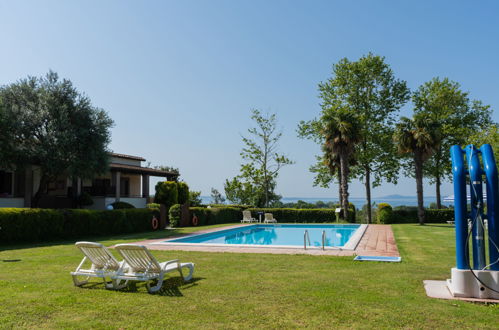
(188, 207), (241, 226)
(154, 181), (178, 207)
(425, 209), (454, 223)
(177, 182), (189, 205)
(146, 203), (160, 209)
(0, 208), (155, 244)
(110, 201), (135, 209)
(78, 192), (94, 206)
(168, 204), (182, 227)
(377, 203), (394, 224)
(388, 206), (454, 223)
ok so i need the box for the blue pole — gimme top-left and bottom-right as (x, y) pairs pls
(480, 144), (499, 270)
(465, 145), (486, 270)
(451, 145), (468, 269)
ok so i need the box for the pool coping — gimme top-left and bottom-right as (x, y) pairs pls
(151, 223), (366, 251)
(120, 223), (399, 257)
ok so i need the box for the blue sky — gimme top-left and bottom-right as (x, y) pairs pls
(1, 1), (498, 199)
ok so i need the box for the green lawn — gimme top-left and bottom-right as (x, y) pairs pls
(0, 224), (497, 329)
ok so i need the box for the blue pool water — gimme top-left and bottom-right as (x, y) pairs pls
(165, 224), (361, 248)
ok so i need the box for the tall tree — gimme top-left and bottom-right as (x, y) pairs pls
(225, 109), (293, 207)
(300, 53), (409, 223)
(469, 124), (499, 159)
(322, 107), (361, 220)
(210, 188), (225, 204)
(0, 71), (113, 207)
(394, 115), (441, 225)
(412, 78), (493, 208)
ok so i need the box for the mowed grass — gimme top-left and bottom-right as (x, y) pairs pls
(1, 224), (498, 329)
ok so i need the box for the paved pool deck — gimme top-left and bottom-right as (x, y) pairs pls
(122, 224), (400, 257)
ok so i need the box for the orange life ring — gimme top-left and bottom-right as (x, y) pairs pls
(192, 215), (199, 226)
(151, 216), (159, 230)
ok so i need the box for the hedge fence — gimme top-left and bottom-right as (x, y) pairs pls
(187, 207), (355, 226)
(376, 205), (454, 224)
(0, 208), (156, 244)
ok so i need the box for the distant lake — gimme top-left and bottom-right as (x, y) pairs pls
(200, 196), (452, 209)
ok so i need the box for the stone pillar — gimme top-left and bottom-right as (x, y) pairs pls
(160, 204), (167, 229)
(24, 166), (33, 208)
(142, 174), (149, 198)
(112, 171), (121, 202)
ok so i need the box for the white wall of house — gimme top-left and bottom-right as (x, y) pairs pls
(129, 175), (141, 197)
(0, 198), (24, 208)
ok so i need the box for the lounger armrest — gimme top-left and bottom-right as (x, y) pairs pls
(161, 259), (180, 271)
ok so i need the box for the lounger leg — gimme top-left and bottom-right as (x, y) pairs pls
(111, 278), (129, 290)
(146, 274), (164, 293)
(181, 264), (194, 282)
(103, 277), (116, 289)
(72, 275), (90, 287)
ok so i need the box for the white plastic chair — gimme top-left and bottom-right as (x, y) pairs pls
(263, 213), (277, 223)
(241, 210), (258, 223)
(113, 244), (195, 293)
(71, 241), (128, 289)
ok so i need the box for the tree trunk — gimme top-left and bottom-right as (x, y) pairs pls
(32, 174), (49, 208)
(436, 174), (441, 209)
(264, 179), (269, 208)
(340, 154), (349, 221)
(338, 164), (343, 213)
(414, 153), (425, 225)
(365, 166), (372, 224)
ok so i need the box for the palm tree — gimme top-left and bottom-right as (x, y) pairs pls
(394, 114), (441, 225)
(322, 107), (361, 220)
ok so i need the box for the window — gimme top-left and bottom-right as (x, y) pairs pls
(0, 171), (13, 197)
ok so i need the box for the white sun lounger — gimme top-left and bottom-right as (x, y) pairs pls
(71, 241), (128, 289)
(263, 213), (277, 223)
(113, 244), (195, 293)
(241, 210), (258, 223)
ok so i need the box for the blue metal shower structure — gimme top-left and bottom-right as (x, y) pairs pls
(448, 144), (499, 299)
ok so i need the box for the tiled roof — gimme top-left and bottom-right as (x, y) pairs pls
(109, 152), (146, 161)
(109, 163), (178, 177)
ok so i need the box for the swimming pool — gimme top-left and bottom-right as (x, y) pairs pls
(156, 224), (367, 250)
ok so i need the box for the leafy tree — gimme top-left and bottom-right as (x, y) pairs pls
(299, 53), (409, 223)
(469, 124), (499, 158)
(210, 188), (225, 204)
(412, 77), (493, 208)
(394, 114), (441, 225)
(225, 109), (293, 207)
(188, 190), (203, 206)
(0, 71), (113, 207)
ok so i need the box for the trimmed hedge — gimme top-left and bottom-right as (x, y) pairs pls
(187, 207), (342, 226)
(0, 208), (156, 244)
(379, 204), (455, 223)
(249, 208), (337, 223)
(209, 204), (255, 210)
(189, 207), (241, 226)
(110, 201), (135, 209)
(168, 204), (181, 227)
(177, 182), (189, 205)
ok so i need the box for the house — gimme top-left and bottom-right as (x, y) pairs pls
(0, 153), (178, 209)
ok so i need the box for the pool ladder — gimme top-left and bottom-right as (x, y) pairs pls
(304, 230), (311, 249)
(304, 230), (327, 250)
